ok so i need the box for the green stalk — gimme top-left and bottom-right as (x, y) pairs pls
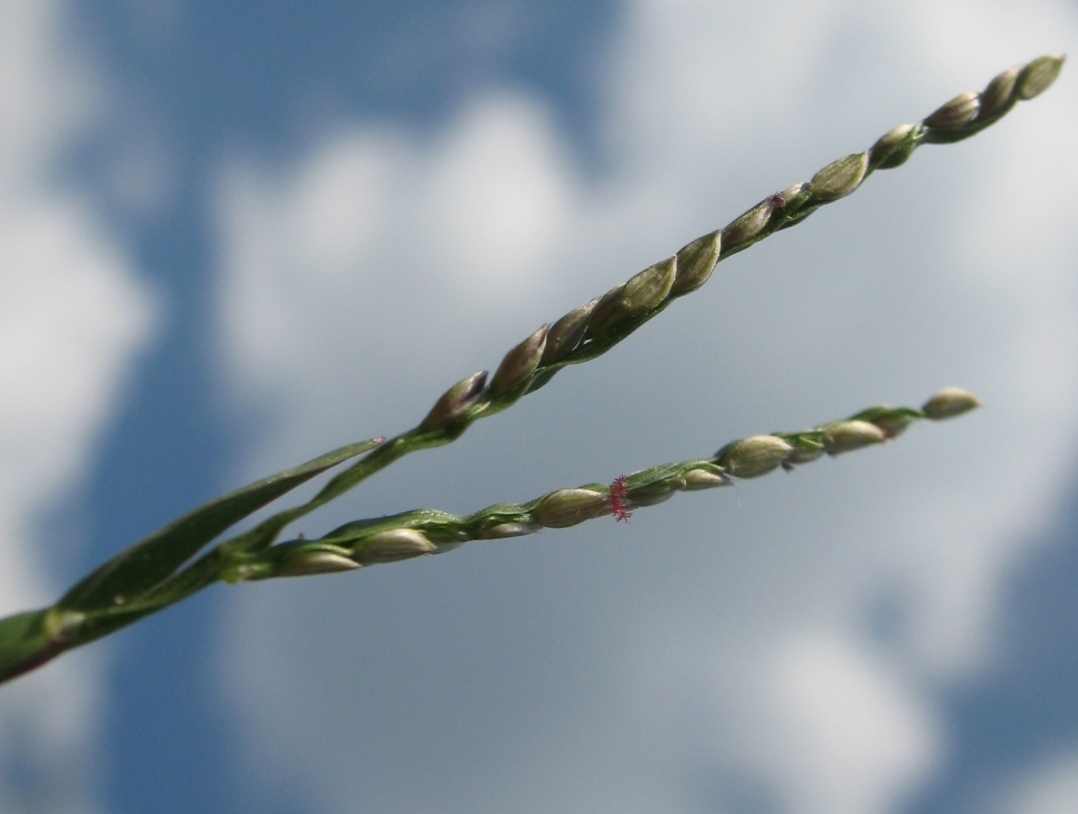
(218, 389), (980, 581)
(0, 55), (1062, 686)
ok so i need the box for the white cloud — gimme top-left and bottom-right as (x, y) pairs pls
(0, 1), (158, 812)
(214, 1), (1078, 812)
(767, 633), (939, 813)
(993, 749), (1078, 814)
(215, 91), (579, 458)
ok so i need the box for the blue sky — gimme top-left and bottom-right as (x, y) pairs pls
(1, 2), (1078, 813)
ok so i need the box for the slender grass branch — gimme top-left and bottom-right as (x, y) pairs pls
(219, 389), (980, 581)
(0, 55), (1063, 686)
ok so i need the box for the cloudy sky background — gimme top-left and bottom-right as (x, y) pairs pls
(2, 1), (1078, 812)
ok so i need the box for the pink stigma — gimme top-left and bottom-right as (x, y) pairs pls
(610, 476), (633, 523)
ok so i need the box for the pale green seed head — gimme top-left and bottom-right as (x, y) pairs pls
(771, 183), (811, 213)
(979, 66), (1020, 120)
(631, 491), (675, 507)
(542, 299), (597, 363)
(717, 435), (794, 478)
(622, 257), (677, 315)
(809, 152), (869, 202)
(822, 420), (887, 455)
(355, 529), (437, 564)
(419, 370), (488, 431)
(922, 387), (982, 420)
(626, 483), (675, 506)
(1017, 54), (1065, 100)
(583, 258), (676, 341)
(721, 200), (772, 250)
(924, 91), (981, 131)
(477, 522), (543, 539)
(489, 325), (548, 395)
(277, 550), (360, 577)
(681, 468), (731, 490)
(583, 283), (627, 340)
(869, 124), (920, 169)
(533, 488), (612, 528)
(670, 230), (721, 295)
